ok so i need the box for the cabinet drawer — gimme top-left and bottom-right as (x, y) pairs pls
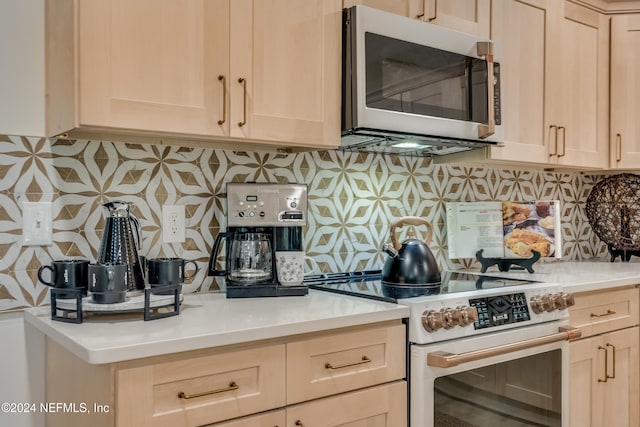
(286, 322), (406, 404)
(569, 287), (639, 338)
(116, 344), (286, 427)
(206, 409), (285, 427)
(287, 381), (407, 427)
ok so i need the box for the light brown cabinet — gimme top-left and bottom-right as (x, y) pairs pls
(610, 14), (640, 169)
(342, 0), (490, 37)
(45, 320), (406, 427)
(0, 0), (74, 137)
(568, 287), (640, 427)
(486, 0), (609, 169)
(78, 0), (341, 150)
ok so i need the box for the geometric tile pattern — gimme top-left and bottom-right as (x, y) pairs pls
(0, 134), (607, 312)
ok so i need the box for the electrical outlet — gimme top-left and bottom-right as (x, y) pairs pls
(23, 202), (53, 246)
(162, 205), (185, 243)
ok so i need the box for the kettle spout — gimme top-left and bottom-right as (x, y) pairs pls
(383, 242), (398, 257)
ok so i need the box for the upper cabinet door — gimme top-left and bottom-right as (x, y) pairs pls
(229, 0), (341, 148)
(0, 0), (75, 137)
(342, 0), (420, 19)
(341, 0), (489, 38)
(79, 0), (229, 136)
(611, 14), (640, 169)
(489, 0), (608, 169)
(78, 0), (340, 149)
(488, 0), (550, 164)
(422, 0), (490, 38)
(552, 2), (609, 168)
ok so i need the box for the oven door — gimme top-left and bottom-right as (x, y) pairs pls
(410, 321), (580, 427)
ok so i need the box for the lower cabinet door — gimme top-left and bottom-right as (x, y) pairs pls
(569, 326), (639, 427)
(286, 381), (407, 427)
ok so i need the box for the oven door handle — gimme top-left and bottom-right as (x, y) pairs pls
(427, 326), (581, 368)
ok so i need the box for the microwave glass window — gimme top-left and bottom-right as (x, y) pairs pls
(364, 32), (490, 124)
(433, 349), (562, 426)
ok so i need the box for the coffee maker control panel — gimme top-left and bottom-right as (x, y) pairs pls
(227, 183), (308, 227)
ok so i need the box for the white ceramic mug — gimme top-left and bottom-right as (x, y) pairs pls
(275, 251), (306, 286)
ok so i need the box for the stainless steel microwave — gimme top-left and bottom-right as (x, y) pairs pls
(342, 5), (503, 157)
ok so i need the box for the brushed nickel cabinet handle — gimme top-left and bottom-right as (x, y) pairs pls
(325, 356), (371, 370)
(238, 77), (247, 127)
(590, 310), (616, 318)
(548, 125), (558, 157)
(477, 41), (495, 139)
(598, 345), (608, 383)
(616, 133), (622, 162)
(218, 75), (227, 125)
(606, 343), (616, 380)
(177, 381), (238, 400)
(557, 126), (566, 157)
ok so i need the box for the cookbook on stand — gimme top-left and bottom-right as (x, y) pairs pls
(446, 200), (562, 260)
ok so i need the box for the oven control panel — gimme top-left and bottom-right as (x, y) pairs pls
(469, 292), (530, 330)
(414, 285), (575, 342)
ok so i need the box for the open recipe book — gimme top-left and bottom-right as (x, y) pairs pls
(446, 200), (562, 259)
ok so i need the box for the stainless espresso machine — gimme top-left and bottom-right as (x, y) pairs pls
(208, 182), (308, 298)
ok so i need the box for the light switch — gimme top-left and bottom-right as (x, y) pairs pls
(22, 202), (53, 246)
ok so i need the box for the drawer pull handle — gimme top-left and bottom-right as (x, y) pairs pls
(325, 356), (371, 370)
(177, 381), (238, 400)
(591, 310), (616, 318)
(295, 421), (306, 427)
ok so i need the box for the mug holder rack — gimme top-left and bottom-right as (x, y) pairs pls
(475, 249), (541, 274)
(50, 285), (182, 324)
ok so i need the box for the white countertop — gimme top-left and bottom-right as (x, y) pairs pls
(24, 260), (640, 366)
(468, 260), (640, 293)
(23, 290), (409, 364)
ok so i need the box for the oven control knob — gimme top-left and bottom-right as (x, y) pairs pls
(457, 306), (479, 326)
(552, 292), (575, 310)
(421, 310), (444, 332)
(530, 295), (554, 314)
(443, 308), (462, 329)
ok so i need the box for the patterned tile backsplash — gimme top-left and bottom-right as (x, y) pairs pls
(0, 134), (607, 312)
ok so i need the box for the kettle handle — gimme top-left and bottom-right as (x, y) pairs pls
(390, 216), (433, 250)
(208, 232), (233, 276)
(129, 211), (142, 252)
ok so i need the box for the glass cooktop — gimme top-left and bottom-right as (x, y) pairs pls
(304, 270), (541, 303)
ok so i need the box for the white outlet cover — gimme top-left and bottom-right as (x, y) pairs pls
(23, 202), (53, 246)
(162, 205), (186, 243)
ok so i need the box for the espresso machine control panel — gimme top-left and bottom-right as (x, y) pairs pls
(227, 182), (308, 227)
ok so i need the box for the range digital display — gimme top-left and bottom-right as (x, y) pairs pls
(469, 292), (530, 330)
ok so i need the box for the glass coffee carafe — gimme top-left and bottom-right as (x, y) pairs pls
(227, 232), (273, 284)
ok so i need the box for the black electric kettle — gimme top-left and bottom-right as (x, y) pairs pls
(382, 216), (441, 286)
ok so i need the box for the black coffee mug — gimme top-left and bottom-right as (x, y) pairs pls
(37, 259), (89, 299)
(148, 258), (198, 289)
(88, 263), (128, 304)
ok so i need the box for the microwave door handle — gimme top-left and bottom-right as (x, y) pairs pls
(477, 41), (496, 139)
(427, 326), (581, 368)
